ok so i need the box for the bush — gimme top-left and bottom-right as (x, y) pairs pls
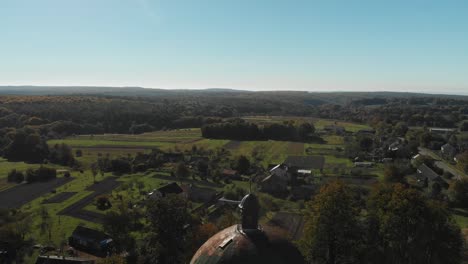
(443, 171), (454, 180)
(25, 166), (57, 183)
(75, 149), (83, 157)
(96, 195), (112, 210)
(7, 169), (24, 183)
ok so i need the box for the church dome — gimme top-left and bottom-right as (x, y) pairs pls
(190, 194), (304, 264)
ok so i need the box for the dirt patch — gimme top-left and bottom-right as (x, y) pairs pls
(223, 140), (242, 150)
(43, 192), (77, 204)
(0, 177), (74, 209)
(287, 142), (304, 155)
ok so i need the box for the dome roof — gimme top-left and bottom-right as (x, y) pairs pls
(190, 224), (304, 264)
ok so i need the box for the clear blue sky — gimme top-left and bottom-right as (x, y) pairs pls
(1, 0), (468, 94)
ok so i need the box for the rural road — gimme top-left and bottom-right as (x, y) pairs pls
(418, 147), (464, 180)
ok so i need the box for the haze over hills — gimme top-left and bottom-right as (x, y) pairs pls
(1, 86), (467, 102)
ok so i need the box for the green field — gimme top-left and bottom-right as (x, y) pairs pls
(3, 117), (384, 263)
(0, 158), (43, 179)
(0, 158), (66, 191)
(242, 116), (371, 133)
(314, 119), (372, 132)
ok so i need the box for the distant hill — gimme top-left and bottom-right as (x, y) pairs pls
(0, 86), (467, 105)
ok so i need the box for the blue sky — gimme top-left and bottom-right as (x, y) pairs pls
(1, 0), (468, 94)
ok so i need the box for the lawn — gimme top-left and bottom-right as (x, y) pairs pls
(0, 158), (43, 179)
(231, 140), (291, 166)
(452, 208), (468, 229)
(314, 119), (372, 132)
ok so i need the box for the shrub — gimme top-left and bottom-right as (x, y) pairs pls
(96, 195), (112, 210)
(7, 169), (24, 183)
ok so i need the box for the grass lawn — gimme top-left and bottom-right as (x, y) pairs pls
(314, 119), (372, 132)
(0, 158), (43, 179)
(452, 208), (468, 229)
(322, 135), (345, 145)
(231, 140), (291, 166)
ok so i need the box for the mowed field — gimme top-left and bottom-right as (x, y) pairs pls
(48, 129), (229, 167)
(46, 116), (369, 168)
(243, 116), (372, 133)
(48, 127), (310, 167)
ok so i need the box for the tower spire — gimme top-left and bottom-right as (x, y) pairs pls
(238, 193), (260, 231)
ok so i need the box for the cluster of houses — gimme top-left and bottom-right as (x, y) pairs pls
(259, 155), (325, 199)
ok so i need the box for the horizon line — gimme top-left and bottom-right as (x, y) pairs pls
(0, 84), (467, 97)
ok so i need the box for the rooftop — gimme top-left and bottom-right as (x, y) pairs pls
(283, 155), (325, 170)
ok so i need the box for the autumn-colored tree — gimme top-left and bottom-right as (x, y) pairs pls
(139, 194), (195, 264)
(299, 181), (364, 264)
(456, 151), (468, 174)
(449, 178), (468, 208)
(367, 184), (463, 264)
(192, 222), (219, 251)
(175, 162), (190, 178)
(96, 255), (127, 264)
(235, 155), (250, 174)
(383, 164), (404, 183)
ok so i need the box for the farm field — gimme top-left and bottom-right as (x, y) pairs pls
(0, 177), (75, 209)
(242, 116), (372, 133)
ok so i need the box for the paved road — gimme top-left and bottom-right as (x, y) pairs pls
(418, 147), (464, 180)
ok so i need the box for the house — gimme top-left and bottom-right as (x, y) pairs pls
(356, 128), (376, 135)
(149, 182), (185, 199)
(324, 125), (345, 135)
(429, 127), (456, 134)
(188, 156), (209, 165)
(269, 164), (289, 181)
(381, 158), (393, 163)
(0, 241), (8, 262)
(354, 162), (374, 168)
(221, 169), (242, 180)
(36, 256), (95, 264)
(162, 152), (185, 163)
(260, 173), (288, 196)
(441, 143), (457, 159)
(182, 184), (219, 203)
(291, 185), (317, 200)
(417, 164), (444, 184)
(283, 156), (325, 171)
(68, 226), (113, 256)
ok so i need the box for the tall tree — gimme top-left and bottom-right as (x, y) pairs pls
(367, 184), (463, 264)
(139, 195), (196, 264)
(235, 155), (250, 175)
(299, 181), (364, 264)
